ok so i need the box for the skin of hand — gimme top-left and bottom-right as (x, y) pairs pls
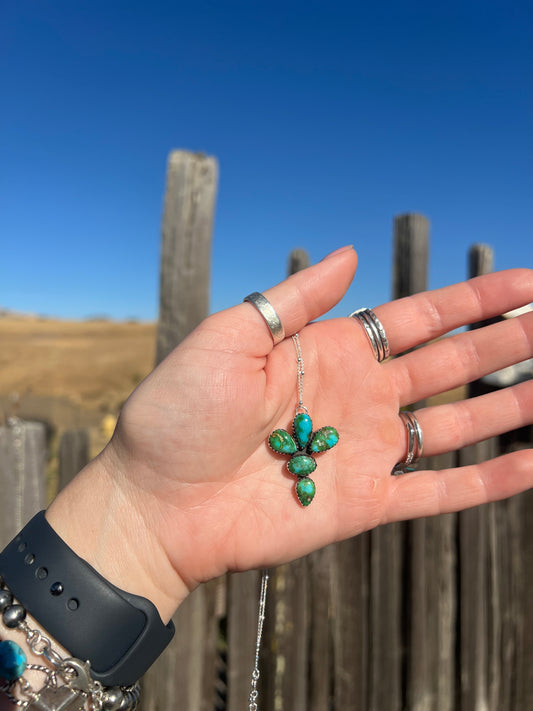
(46, 246), (533, 624)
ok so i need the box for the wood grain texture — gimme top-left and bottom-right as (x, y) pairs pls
(330, 534), (369, 710)
(0, 420), (46, 549)
(392, 213), (429, 298)
(226, 570), (261, 711)
(58, 429), (89, 491)
(156, 151), (218, 363)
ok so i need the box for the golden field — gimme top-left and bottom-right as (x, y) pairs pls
(0, 314), (157, 458)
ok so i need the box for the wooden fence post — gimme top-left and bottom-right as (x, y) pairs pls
(457, 243), (494, 711)
(468, 243), (494, 278)
(0, 419), (46, 549)
(391, 214), (458, 711)
(392, 213), (430, 297)
(226, 571), (262, 710)
(58, 429), (90, 491)
(330, 534), (370, 710)
(288, 248), (309, 275)
(458, 243), (532, 711)
(141, 151), (219, 711)
(377, 214), (430, 711)
(156, 151), (219, 362)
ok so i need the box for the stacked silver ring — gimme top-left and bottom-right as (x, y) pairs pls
(350, 308), (390, 362)
(395, 410), (424, 472)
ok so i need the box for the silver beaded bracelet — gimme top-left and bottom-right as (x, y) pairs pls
(0, 578), (140, 711)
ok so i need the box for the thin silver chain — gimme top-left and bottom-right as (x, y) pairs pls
(247, 335), (305, 709)
(247, 570), (269, 711)
(292, 333), (307, 413)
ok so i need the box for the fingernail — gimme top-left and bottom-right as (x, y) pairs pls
(322, 245), (354, 260)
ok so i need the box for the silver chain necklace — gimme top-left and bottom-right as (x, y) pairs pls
(247, 569), (269, 711)
(248, 333), (339, 708)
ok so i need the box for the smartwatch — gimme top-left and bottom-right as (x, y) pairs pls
(0, 511), (175, 686)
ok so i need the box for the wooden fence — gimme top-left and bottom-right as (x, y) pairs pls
(1, 151), (531, 710)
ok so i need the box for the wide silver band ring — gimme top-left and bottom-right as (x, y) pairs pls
(394, 410), (424, 473)
(243, 292), (285, 345)
(349, 308), (390, 362)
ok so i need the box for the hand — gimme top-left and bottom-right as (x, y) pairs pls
(47, 247), (533, 621)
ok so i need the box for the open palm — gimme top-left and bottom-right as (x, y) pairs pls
(103, 248), (533, 599)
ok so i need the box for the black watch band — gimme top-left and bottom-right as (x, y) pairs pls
(0, 511), (175, 686)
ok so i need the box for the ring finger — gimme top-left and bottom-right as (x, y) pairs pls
(404, 379), (533, 459)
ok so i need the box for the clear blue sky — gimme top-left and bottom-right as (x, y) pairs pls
(1, 1), (531, 320)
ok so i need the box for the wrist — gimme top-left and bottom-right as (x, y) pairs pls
(46, 446), (189, 624)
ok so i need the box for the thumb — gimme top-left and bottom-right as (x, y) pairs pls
(235, 245), (358, 351)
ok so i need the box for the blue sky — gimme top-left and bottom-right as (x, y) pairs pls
(1, 1), (531, 320)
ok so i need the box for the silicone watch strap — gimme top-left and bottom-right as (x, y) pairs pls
(0, 511), (175, 686)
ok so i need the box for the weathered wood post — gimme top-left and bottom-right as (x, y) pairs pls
(156, 151), (219, 361)
(393, 215), (458, 711)
(468, 242), (494, 278)
(58, 429), (90, 491)
(458, 243), (495, 711)
(0, 419), (46, 549)
(287, 248), (310, 275)
(457, 243), (532, 711)
(393, 213), (429, 297)
(140, 151), (219, 711)
(375, 213), (429, 711)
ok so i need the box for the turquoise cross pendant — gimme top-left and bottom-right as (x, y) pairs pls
(268, 411), (339, 506)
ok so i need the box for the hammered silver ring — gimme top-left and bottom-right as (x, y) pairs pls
(244, 292), (285, 345)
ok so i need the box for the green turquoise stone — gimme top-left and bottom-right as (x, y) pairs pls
(293, 413), (312, 448)
(309, 426), (339, 453)
(0, 640), (27, 681)
(287, 454), (317, 476)
(296, 477), (316, 506)
(269, 429), (297, 454)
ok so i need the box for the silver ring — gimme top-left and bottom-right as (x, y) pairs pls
(394, 410), (424, 474)
(243, 292), (285, 345)
(349, 308), (390, 362)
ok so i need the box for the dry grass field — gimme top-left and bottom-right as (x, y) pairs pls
(0, 314), (157, 460)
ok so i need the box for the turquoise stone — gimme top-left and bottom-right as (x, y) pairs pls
(287, 454), (317, 476)
(309, 426), (339, 453)
(0, 640), (27, 681)
(269, 429), (297, 454)
(293, 413), (312, 448)
(296, 477), (316, 506)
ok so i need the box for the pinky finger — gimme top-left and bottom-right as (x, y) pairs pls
(384, 449), (533, 523)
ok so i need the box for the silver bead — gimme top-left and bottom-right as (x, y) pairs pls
(102, 687), (125, 711)
(0, 589), (13, 611)
(118, 691), (133, 711)
(2, 604), (26, 628)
